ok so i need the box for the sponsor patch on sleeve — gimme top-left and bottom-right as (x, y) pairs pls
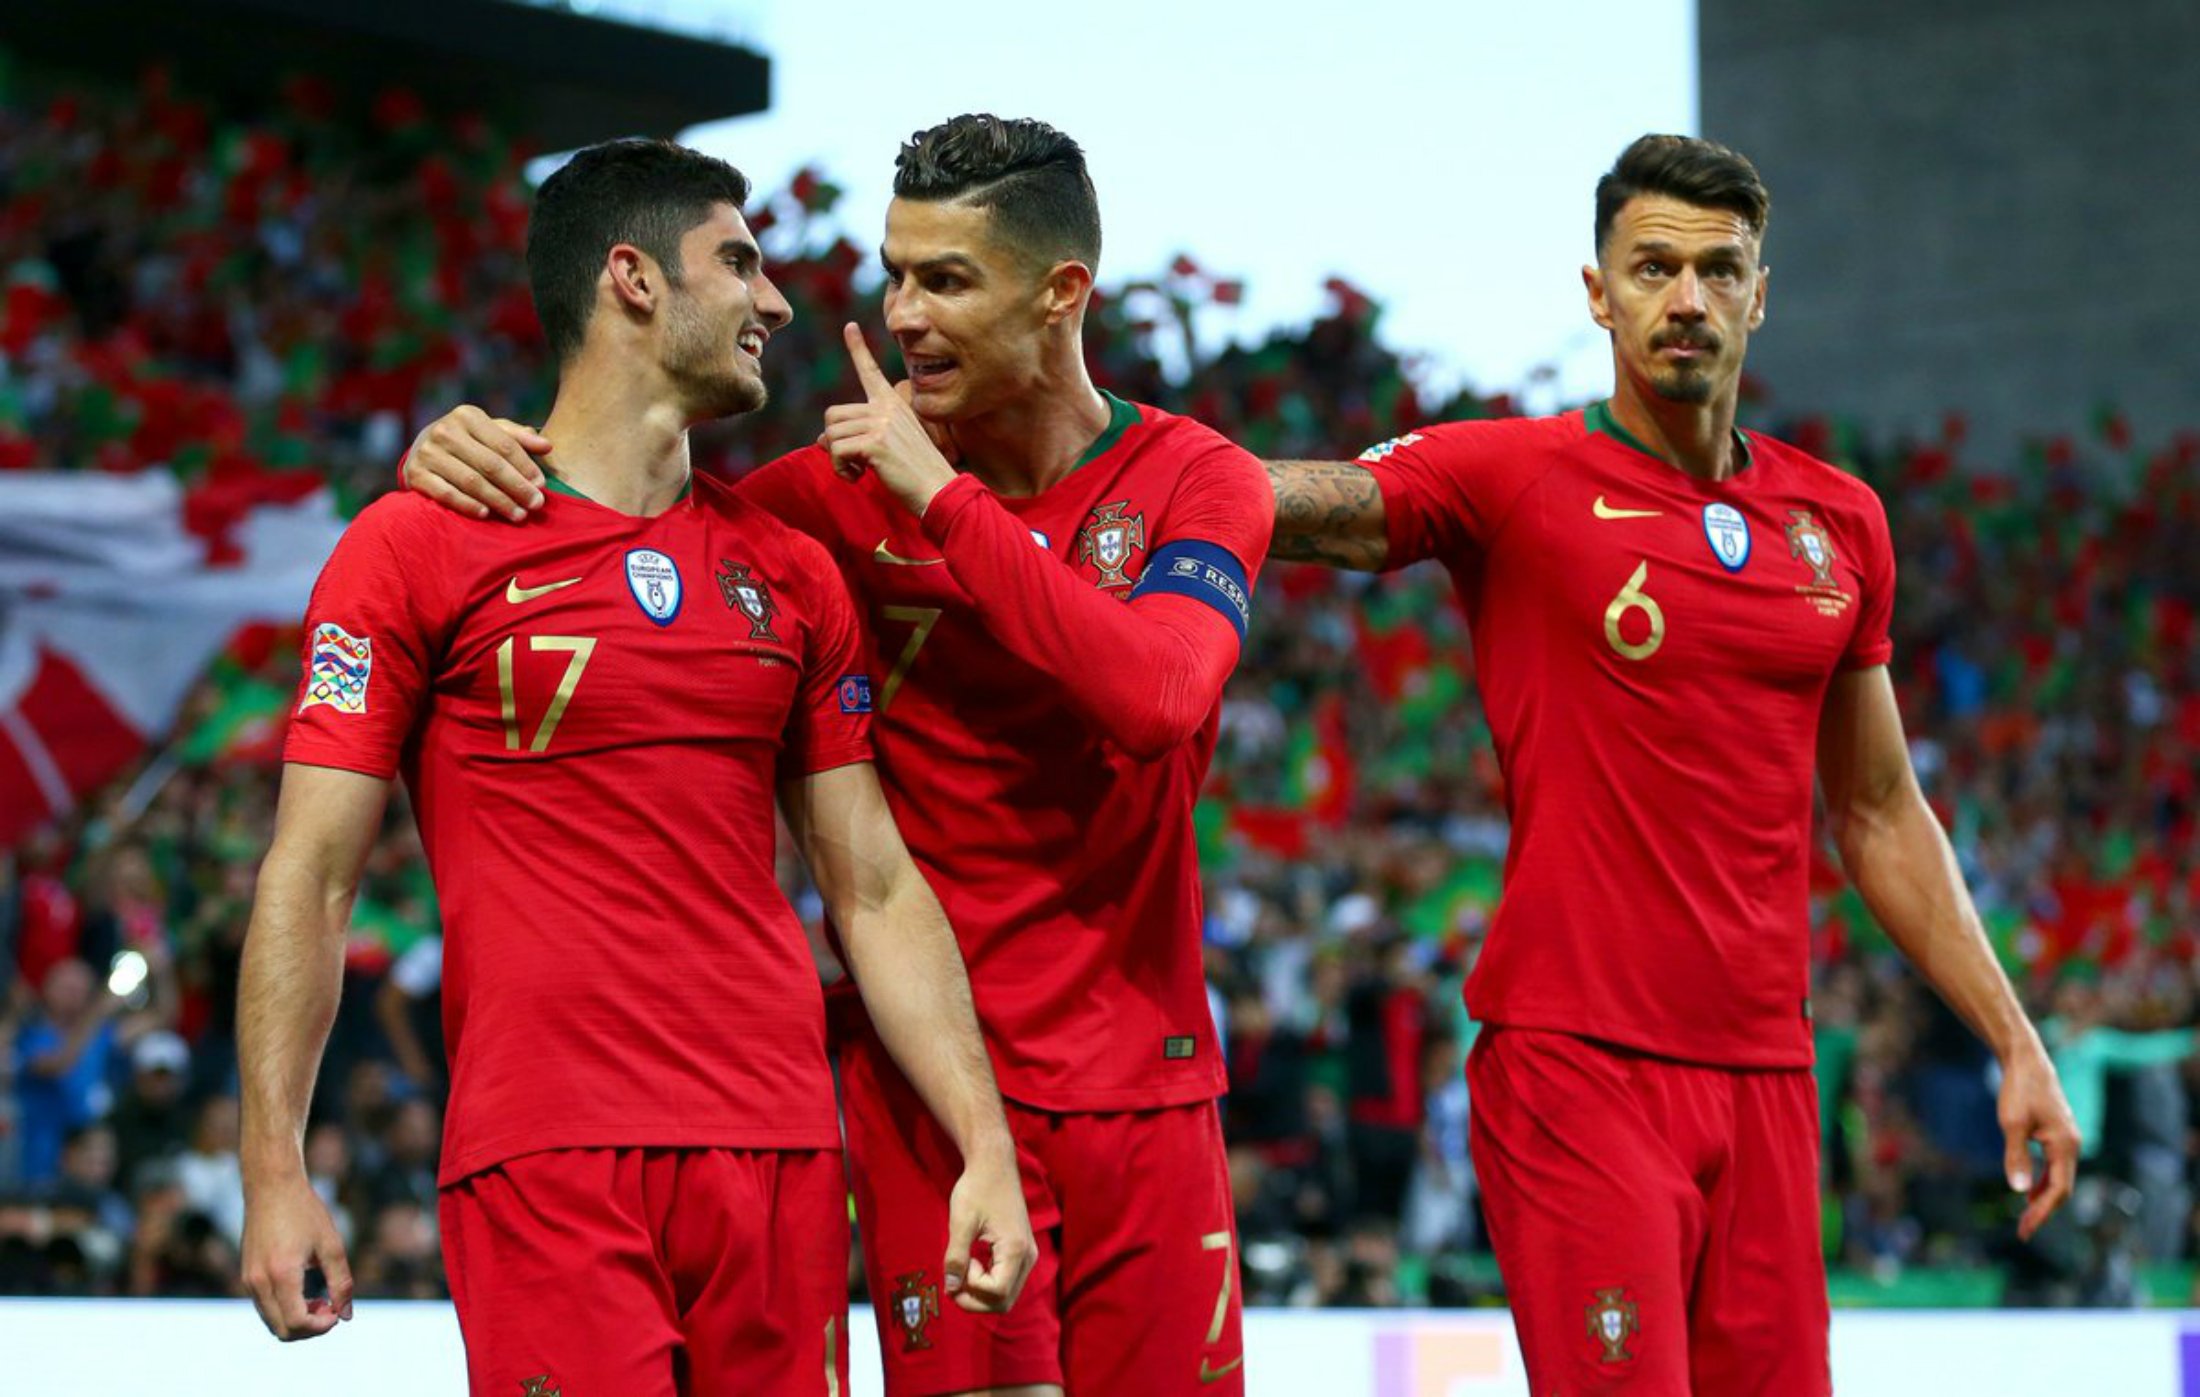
(837, 674), (874, 714)
(1128, 540), (1252, 642)
(299, 622), (372, 715)
(1355, 432), (1424, 463)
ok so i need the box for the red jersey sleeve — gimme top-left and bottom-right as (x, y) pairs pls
(735, 449), (837, 544)
(1841, 483), (1897, 671)
(282, 498), (452, 779)
(776, 532), (874, 781)
(917, 434), (1269, 760)
(1362, 418), (1549, 569)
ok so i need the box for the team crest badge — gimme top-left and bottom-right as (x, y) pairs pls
(891, 1271), (939, 1352)
(518, 1378), (561, 1397)
(1702, 502), (1751, 572)
(715, 560), (779, 641)
(1077, 500), (1146, 587)
(1784, 509), (1853, 616)
(1585, 1287), (1639, 1363)
(624, 549), (682, 626)
(299, 623), (372, 714)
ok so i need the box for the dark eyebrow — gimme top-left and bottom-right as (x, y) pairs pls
(1631, 239), (1748, 263)
(880, 249), (982, 279)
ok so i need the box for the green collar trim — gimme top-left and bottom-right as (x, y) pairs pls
(1586, 399), (1752, 471)
(538, 468), (693, 507)
(1071, 392), (1140, 471)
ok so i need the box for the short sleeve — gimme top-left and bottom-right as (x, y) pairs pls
(282, 500), (447, 779)
(776, 534), (874, 782)
(1841, 486), (1897, 671)
(1361, 419), (1543, 569)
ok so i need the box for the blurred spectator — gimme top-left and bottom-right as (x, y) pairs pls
(111, 1029), (194, 1193)
(172, 1095), (245, 1247)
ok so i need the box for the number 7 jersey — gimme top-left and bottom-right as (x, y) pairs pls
(1364, 404), (1897, 1067)
(284, 475), (872, 1183)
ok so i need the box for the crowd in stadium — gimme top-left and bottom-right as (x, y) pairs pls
(3, 69), (2196, 1311)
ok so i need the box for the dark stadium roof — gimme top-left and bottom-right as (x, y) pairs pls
(4, 0), (770, 153)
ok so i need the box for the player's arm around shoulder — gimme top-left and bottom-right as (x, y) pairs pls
(1816, 666), (2080, 1240)
(237, 763), (393, 1340)
(777, 765), (1034, 1313)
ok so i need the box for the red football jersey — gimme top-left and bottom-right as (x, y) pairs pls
(1366, 403), (1895, 1067)
(285, 474), (871, 1183)
(741, 394), (1271, 1110)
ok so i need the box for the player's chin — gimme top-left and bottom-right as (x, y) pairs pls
(1649, 366), (1717, 405)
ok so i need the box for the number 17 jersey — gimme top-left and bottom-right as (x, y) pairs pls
(1365, 404), (1896, 1067)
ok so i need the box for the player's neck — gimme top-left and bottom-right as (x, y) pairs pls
(1607, 379), (1744, 482)
(537, 369), (694, 517)
(951, 360), (1112, 499)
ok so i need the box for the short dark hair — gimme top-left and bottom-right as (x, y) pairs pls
(527, 138), (752, 363)
(892, 114), (1101, 273)
(1594, 134), (1770, 258)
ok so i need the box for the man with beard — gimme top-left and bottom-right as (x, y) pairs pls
(1257, 133), (2080, 1394)
(237, 138), (1030, 1395)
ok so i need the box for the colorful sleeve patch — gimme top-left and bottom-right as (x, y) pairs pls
(837, 674), (874, 714)
(1355, 432), (1424, 463)
(299, 622), (373, 714)
(1129, 539), (1252, 641)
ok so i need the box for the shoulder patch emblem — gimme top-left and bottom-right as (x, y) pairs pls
(716, 560), (778, 641)
(300, 622), (372, 714)
(1356, 433), (1424, 463)
(1077, 500), (1146, 588)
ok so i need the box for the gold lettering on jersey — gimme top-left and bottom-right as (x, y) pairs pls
(878, 605), (942, 713)
(495, 634), (599, 752)
(1603, 561), (1666, 661)
(1784, 510), (1853, 617)
(1592, 495), (1662, 520)
(1200, 1229), (1240, 1377)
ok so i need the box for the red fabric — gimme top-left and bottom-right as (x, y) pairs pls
(1370, 409), (1897, 1068)
(919, 470), (1249, 759)
(1469, 1028), (1828, 1395)
(284, 477), (869, 1182)
(0, 645), (147, 848)
(440, 1147), (849, 1396)
(737, 403), (1270, 1113)
(13, 874), (84, 989)
(840, 1015), (1242, 1395)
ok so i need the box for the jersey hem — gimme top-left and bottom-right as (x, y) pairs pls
(438, 1122), (843, 1187)
(996, 1067), (1227, 1115)
(1467, 1008), (1815, 1071)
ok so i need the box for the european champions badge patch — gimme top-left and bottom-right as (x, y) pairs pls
(625, 549), (682, 625)
(1702, 502), (1751, 573)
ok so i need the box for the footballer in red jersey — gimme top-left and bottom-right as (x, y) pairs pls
(1263, 135), (2079, 1395)
(404, 116), (1266, 1397)
(238, 139), (1031, 1397)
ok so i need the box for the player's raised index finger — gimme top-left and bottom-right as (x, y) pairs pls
(843, 322), (895, 400)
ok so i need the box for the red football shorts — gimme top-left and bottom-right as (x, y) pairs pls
(1468, 1026), (1829, 1396)
(839, 1019), (1245, 1395)
(439, 1146), (851, 1397)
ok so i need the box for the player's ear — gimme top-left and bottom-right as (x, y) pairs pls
(606, 243), (658, 316)
(1749, 262), (1769, 331)
(1041, 260), (1094, 327)
(1583, 263), (1614, 332)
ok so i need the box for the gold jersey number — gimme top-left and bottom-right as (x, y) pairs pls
(496, 635), (597, 752)
(1603, 561), (1666, 662)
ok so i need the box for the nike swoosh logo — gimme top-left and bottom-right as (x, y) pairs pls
(505, 575), (584, 603)
(1199, 1356), (1245, 1384)
(1592, 495), (1662, 520)
(873, 540), (946, 567)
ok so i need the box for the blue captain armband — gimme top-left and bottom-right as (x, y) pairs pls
(1129, 540), (1252, 642)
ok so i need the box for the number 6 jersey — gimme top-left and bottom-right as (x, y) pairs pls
(1364, 403), (1896, 1067)
(284, 473), (872, 1183)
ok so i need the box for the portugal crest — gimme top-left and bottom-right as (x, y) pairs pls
(1585, 1287), (1639, 1363)
(891, 1271), (939, 1352)
(1077, 499), (1146, 587)
(715, 560), (778, 641)
(1784, 509), (1839, 590)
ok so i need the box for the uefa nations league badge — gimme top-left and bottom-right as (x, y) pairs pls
(625, 548), (683, 625)
(1702, 502), (1751, 572)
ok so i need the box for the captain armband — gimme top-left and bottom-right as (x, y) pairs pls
(1129, 540), (1253, 642)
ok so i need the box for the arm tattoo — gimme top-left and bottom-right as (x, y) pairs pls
(1265, 459), (1388, 570)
